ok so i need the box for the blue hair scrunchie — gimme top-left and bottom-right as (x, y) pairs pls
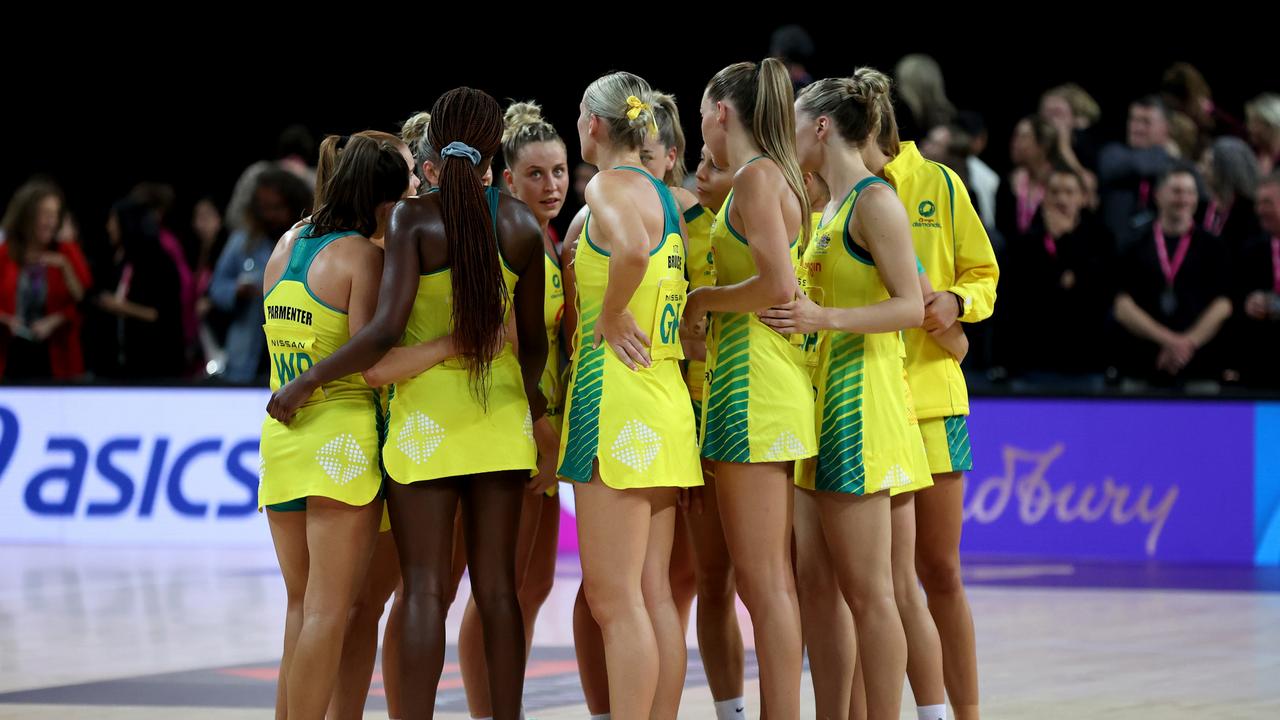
(441, 141), (481, 166)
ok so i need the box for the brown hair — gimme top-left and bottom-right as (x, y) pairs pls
(315, 131), (405, 209)
(2, 179), (66, 262)
(428, 87), (507, 401)
(309, 134), (408, 238)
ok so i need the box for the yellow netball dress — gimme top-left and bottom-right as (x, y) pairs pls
(795, 210), (824, 367)
(795, 177), (931, 495)
(542, 246), (566, 430)
(700, 177), (817, 465)
(682, 202), (716, 427)
(259, 226), (383, 510)
(556, 167), (702, 489)
(536, 242), (566, 498)
(383, 187), (537, 483)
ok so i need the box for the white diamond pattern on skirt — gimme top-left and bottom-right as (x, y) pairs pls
(610, 420), (663, 472)
(397, 412), (446, 464)
(763, 431), (808, 461)
(316, 434), (370, 485)
(883, 464), (911, 488)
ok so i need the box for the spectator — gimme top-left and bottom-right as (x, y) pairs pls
(82, 201), (126, 378)
(769, 24), (815, 91)
(189, 197), (228, 301)
(1113, 164), (1232, 385)
(1098, 95), (1176, 247)
(1199, 136), (1260, 253)
(921, 124), (976, 191)
(918, 123), (951, 163)
(209, 167), (311, 384)
(1167, 110), (1204, 164)
(1160, 62), (1216, 137)
(998, 166), (1114, 388)
(572, 162), (596, 206)
(1246, 93), (1280, 176)
(97, 198), (185, 380)
(131, 182), (198, 373)
(0, 179), (92, 381)
(1040, 83), (1103, 172)
(1231, 172), (1280, 389)
(225, 125), (317, 234)
(188, 196), (230, 375)
(996, 115), (1059, 242)
(956, 111), (1000, 230)
(894, 54), (955, 142)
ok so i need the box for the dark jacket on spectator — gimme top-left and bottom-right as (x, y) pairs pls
(1115, 221), (1229, 382)
(998, 210), (1116, 376)
(1098, 143), (1174, 247)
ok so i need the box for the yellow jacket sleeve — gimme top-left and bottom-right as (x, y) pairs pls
(943, 167), (999, 323)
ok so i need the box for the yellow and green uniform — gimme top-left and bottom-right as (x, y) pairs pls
(701, 183), (816, 464)
(556, 167), (702, 489)
(683, 202), (716, 430)
(885, 142), (997, 473)
(796, 210), (824, 370)
(792, 211), (825, 484)
(538, 242), (566, 497)
(383, 187), (537, 483)
(794, 177), (931, 495)
(259, 226), (383, 510)
(542, 246), (566, 429)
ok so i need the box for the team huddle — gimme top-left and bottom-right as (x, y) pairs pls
(256, 59), (998, 720)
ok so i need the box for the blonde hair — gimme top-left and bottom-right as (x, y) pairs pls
(707, 58), (811, 242)
(1043, 84), (1101, 127)
(1248, 93), (1280, 130)
(400, 111), (436, 167)
(502, 100), (562, 169)
(895, 54), (955, 129)
(583, 71), (658, 150)
(651, 92), (688, 185)
(797, 67), (895, 147)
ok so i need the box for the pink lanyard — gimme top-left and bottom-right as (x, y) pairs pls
(116, 264), (134, 299)
(1043, 233), (1058, 259)
(1138, 180), (1152, 210)
(1154, 221), (1192, 288)
(1016, 180), (1044, 234)
(1202, 200), (1230, 235)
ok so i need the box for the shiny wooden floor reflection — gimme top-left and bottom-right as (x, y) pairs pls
(1, 545), (1277, 719)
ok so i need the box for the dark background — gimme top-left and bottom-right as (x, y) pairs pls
(4, 18), (1270, 245)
